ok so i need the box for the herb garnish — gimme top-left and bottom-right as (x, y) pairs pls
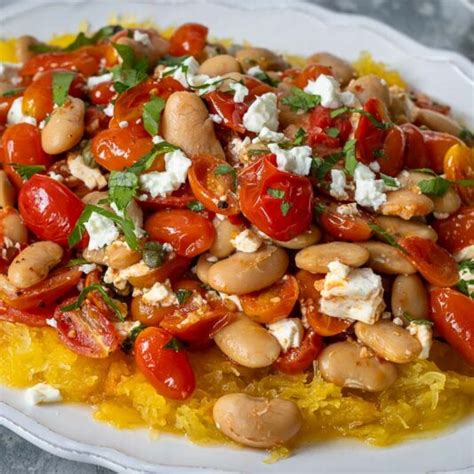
(459, 127), (474, 143)
(330, 106), (393, 130)
(142, 241), (167, 268)
(187, 200), (206, 212)
(163, 337), (183, 351)
(368, 223), (405, 252)
(418, 176), (474, 197)
(175, 289), (193, 305)
(142, 96), (166, 136)
(267, 188), (285, 199)
(52, 71), (75, 106)
(402, 312), (434, 326)
(325, 127), (340, 138)
(121, 323), (146, 353)
(111, 43), (149, 93)
(456, 259), (474, 299)
(281, 87), (321, 112)
(311, 153), (343, 181)
(10, 163), (46, 180)
(2, 87), (24, 97)
(214, 163), (237, 189)
(343, 139), (358, 176)
(380, 173), (399, 189)
(252, 69), (279, 87)
(280, 201), (292, 216)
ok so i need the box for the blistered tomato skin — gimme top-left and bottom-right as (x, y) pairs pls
(0, 300), (52, 327)
(169, 23), (208, 57)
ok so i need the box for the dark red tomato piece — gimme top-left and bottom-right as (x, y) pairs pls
(2, 123), (53, 188)
(145, 209), (215, 257)
(169, 23), (208, 57)
(84, 106), (110, 137)
(379, 125), (405, 176)
(319, 205), (373, 241)
(204, 91), (248, 133)
(292, 64), (332, 89)
(432, 207), (474, 254)
(54, 298), (119, 358)
(421, 130), (463, 173)
(18, 174), (85, 246)
(401, 124), (429, 169)
(239, 154), (313, 241)
(398, 236), (459, 287)
(134, 327), (196, 399)
(274, 330), (323, 374)
(0, 300), (53, 327)
(430, 288), (474, 365)
(307, 105), (352, 149)
(0, 92), (21, 126)
(92, 126), (153, 171)
(88, 81), (116, 105)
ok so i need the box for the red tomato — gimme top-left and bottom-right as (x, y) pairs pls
(432, 207), (474, 254)
(188, 154), (239, 215)
(84, 106), (110, 137)
(421, 130), (463, 173)
(169, 23), (208, 57)
(134, 327), (196, 399)
(319, 205), (373, 241)
(2, 123), (52, 188)
(1, 268), (82, 311)
(145, 210), (215, 257)
(274, 330), (323, 374)
(307, 105), (352, 149)
(443, 144), (474, 205)
(239, 155), (313, 241)
(240, 276), (299, 324)
(92, 126), (153, 171)
(18, 174), (85, 246)
(0, 300), (53, 327)
(292, 64), (332, 89)
(54, 297), (120, 358)
(398, 236), (459, 287)
(430, 288), (474, 365)
(401, 124), (429, 169)
(0, 92), (21, 125)
(138, 185), (196, 210)
(89, 81), (116, 105)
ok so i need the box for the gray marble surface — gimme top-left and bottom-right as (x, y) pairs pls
(0, 0), (473, 473)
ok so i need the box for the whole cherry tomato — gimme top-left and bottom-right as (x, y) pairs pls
(319, 205), (373, 241)
(54, 297), (120, 358)
(239, 155), (313, 241)
(0, 300), (53, 327)
(274, 330), (323, 374)
(145, 209), (215, 257)
(398, 236), (459, 287)
(204, 91), (248, 133)
(18, 174), (85, 246)
(92, 126), (153, 171)
(432, 207), (474, 254)
(291, 64), (332, 89)
(134, 327), (196, 400)
(169, 23), (208, 57)
(421, 130), (463, 173)
(240, 275), (299, 324)
(443, 144), (474, 205)
(2, 123), (52, 188)
(401, 124), (429, 169)
(430, 288), (474, 365)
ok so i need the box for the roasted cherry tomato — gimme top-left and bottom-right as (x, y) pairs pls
(138, 184), (196, 210)
(188, 154), (239, 215)
(134, 327), (196, 399)
(296, 270), (352, 336)
(240, 275), (299, 324)
(0, 91), (22, 126)
(54, 297), (120, 358)
(145, 209), (215, 257)
(131, 294), (175, 326)
(89, 80), (116, 105)
(430, 288), (474, 365)
(274, 330), (323, 374)
(398, 236), (459, 287)
(2, 123), (52, 188)
(443, 144), (474, 205)
(18, 174), (85, 246)
(307, 105), (352, 149)
(421, 130), (463, 173)
(169, 23), (208, 57)
(0, 300), (53, 327)
(84, 106), (110, 137)
(401, 123), (429, 169)
(291, 64), (332, 89)
(319, 205), (373, 241)
(92, 126), (153, 171)
(432, 207), (474, 254)
(0, 268), (82, 311)
(239, 154), (313, 241)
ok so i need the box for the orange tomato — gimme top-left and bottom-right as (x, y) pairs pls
(432, 206), (474, 254)
(319, 205), (373, 241)
(443, 144), (474, 205)
(240, 275), (299, 324)
(169, 23), (208, 57)
(292, 64), (332, 88)
(422, 130), (463, 173)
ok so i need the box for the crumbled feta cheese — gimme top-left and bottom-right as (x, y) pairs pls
(103, 103), (114, 117)
(140, 149), (192, 198)
(408, 323), (433, 359)
(110, 200), (145, 238)
(433, 212), (449, 220)
(86, 72), (113, 89)
(304, 74), (357, 109)
(267, 318), (304, 352)
(190, 74), (224, 95)
(393, 316), (404, 326)
(368, 161), (381, 173)
(354, 163), (387, 210)
(25, 383), (62, 405)
(247, 65), (265, 77)
(84, 212), (119, 250)
(320, 261), (385, 324)
(163, 56), (200, 88)
(459, 262), (474, 297)
(209, 113), (223, 124)
(229, 82), (249, 103)
(78, 263), (97, 274)
(68, 154), (107, 190)
(7, 97), (37, 126)
(217, 292), (243, 311)
(268, 143), (312, 176)
(228, 136), (251, 163)
(330, 169), (349, 200)
(152, 135), (165, 145)
(454, 245), (474, 262)
(118, 120), (128, 128)
(45, 318), (58, 328)
(47, 171), (64, 182)
(232, 229), (262, 253)
(133, 30), (152, 48)
(206, 254), (218, 262)
(104, 260), (153, 290)
(142, 280), (177, 306)
(252, 126), (286, 144)
(336, 203), (359, 216)
(242, 92), (279, 133)
(113, 320), (141, 339)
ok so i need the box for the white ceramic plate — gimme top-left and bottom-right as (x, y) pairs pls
(0, 1), (473, 473)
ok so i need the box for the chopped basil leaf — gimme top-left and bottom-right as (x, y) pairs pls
(380, 173), (399, 188)
(253, 70), (278, 87)
(175, 289), (192, 304)
(2, 87), (24, 97)
(121, 323), (146, 353)
(373, 149), (384, 159)
(457, 179), (474, 187)
(112, 43), (149, 92)
(459, 127), (474, 143)
(325, 127), (340, 138)
(61, 283), (125, 321)
(280, 201), (292, 216)
(410, 168), (438, 176)
(142, 241), (166, 268)
(281, 87), (321, 112)
(402, 312), (434, 326)
(311, 153), (343, 181)
(293, 128), (307, 146)
(214, 163), (237, 189)
(343, 139), (358, 176)
(52, 71), (75, 106)
(10, 163), (46, 180)
(64, 25), (122, 51)
(142, 96), (166, 136)
(108, 171), (139, 211)
(187, 200), (206, 212)
(163, 337), (183, 351)
(456, 259), (474, 298)
(368, 223), (405, 252)
(66, 258), (89, 267)
(267, 188), (285, 199)
(28, 43), (60, 53)
(313, 203), (327, 216)
(330, 106), (349, 119)
(330, 106), (392, 129)
(418, 176), (451, 196)
(158, 55), (190, 67)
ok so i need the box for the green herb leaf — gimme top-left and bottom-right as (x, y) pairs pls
(158, 55), (190, 67)
(187, 200), (205, 212)
(369, 223), (404, 252)
(402, 312), (434, 326)
(121, 322), (146, 353)
(163, 337), (183, 352)
(292, 128), (307, 146)
(10, 163), (46, 180)
(311, 153), (343, 181)
(380, 173), (399, 189)
(373, 149), (384, 159)
(325, 127), (340, 138)
(142, 96), (166, 136)
(456, 259), (474, 298)
(330, 107), (349, 119)
(175, 289), (192, 305)
(252, 70), (278, 87)
(313, 203), (327, 216)
(52, 71), (75, 106)
(418, 176), (451, 196)
(2, 87), (24, 97)
(214, 163), (237, 189)
(281, 87), (321, 112)
(113, 43), (136, 69)
(267, 188), (285, 199)
(142, 241), (166, 268)
(410, 168), (438, 176)
(66, 258), (89, 267)
(280, 201), (292, 216)
(459, 127), (474, 143)
(28, 43), (60, 53)
(64, 25), (122, 51)
(353, 108), (393, 130)
(61, 283), (125, 321)
(343, 139), (358, 176)
(457, 179), (474, 188)
(111, 43), (149, 92)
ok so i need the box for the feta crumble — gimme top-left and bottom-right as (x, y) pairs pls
(304, 74), (357, 109)
(247, 65), (265, 77)
(268, 143), (312, 176)
(68, 154), (107, 190)
(242, 92), (279, 133)
(47, 171), (64, 182)
(133, 30), (152, 48)
(7, 97), (37, 126)
(78, 263), (97, 274)
(353, 163), (387, 210)
(25, 383), (62, 405)
(459, 262), (474, 297)
(336, 203), (359, 216)
(330, 169), (349, 200)
(86, 72), (113, 89)
(231, 229), (262, 253)
(252, 126), (286, 144)
(454, 245), (474, 262)
(267, 318), (304, 352)
(229, 82), (249, 103)
(407, 323), (433, 359)
(84, 212), (119, 251)
(103, 103), (114, 117)
(113, 320), (141, 339)
(209, 113), (223, 124)
(142, 280), (177, 306)
(217, 292), (243, 311)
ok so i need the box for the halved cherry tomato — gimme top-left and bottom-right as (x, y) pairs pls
(295, 270), (351, 336)
(307, 105), (352, 149)
(18, 174), (85, 246)
(0, 300), (53, 327)
(240, 276), (299, 324)
(188, 154), (240, 215)
(144, 209), (215, 257)
(421, 130), (463, 173)
(89, 81), (116, 105)
(92, 126), (153, 171)
(430, 288), (474, 365)
(432, 207), (474, 254)
(319, 205), (373, 241)
(398, 236), (459, 287)
(131, 294), (175, 326)
(274, 330), (323, 374)
(401, 124), (429, 169)
(169, 23), (208, 57)
(2, 123), (52, 188)
(292, 64), (332, 89)
(1, 268), (82, 311)
(54, 297), (119, 358)
(443, 144), (474, 205)
(0, 92), (21, 125)
(239, 155), (313, 241)
(138, 184), (196, 210)
(135, 327), (196, 399)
